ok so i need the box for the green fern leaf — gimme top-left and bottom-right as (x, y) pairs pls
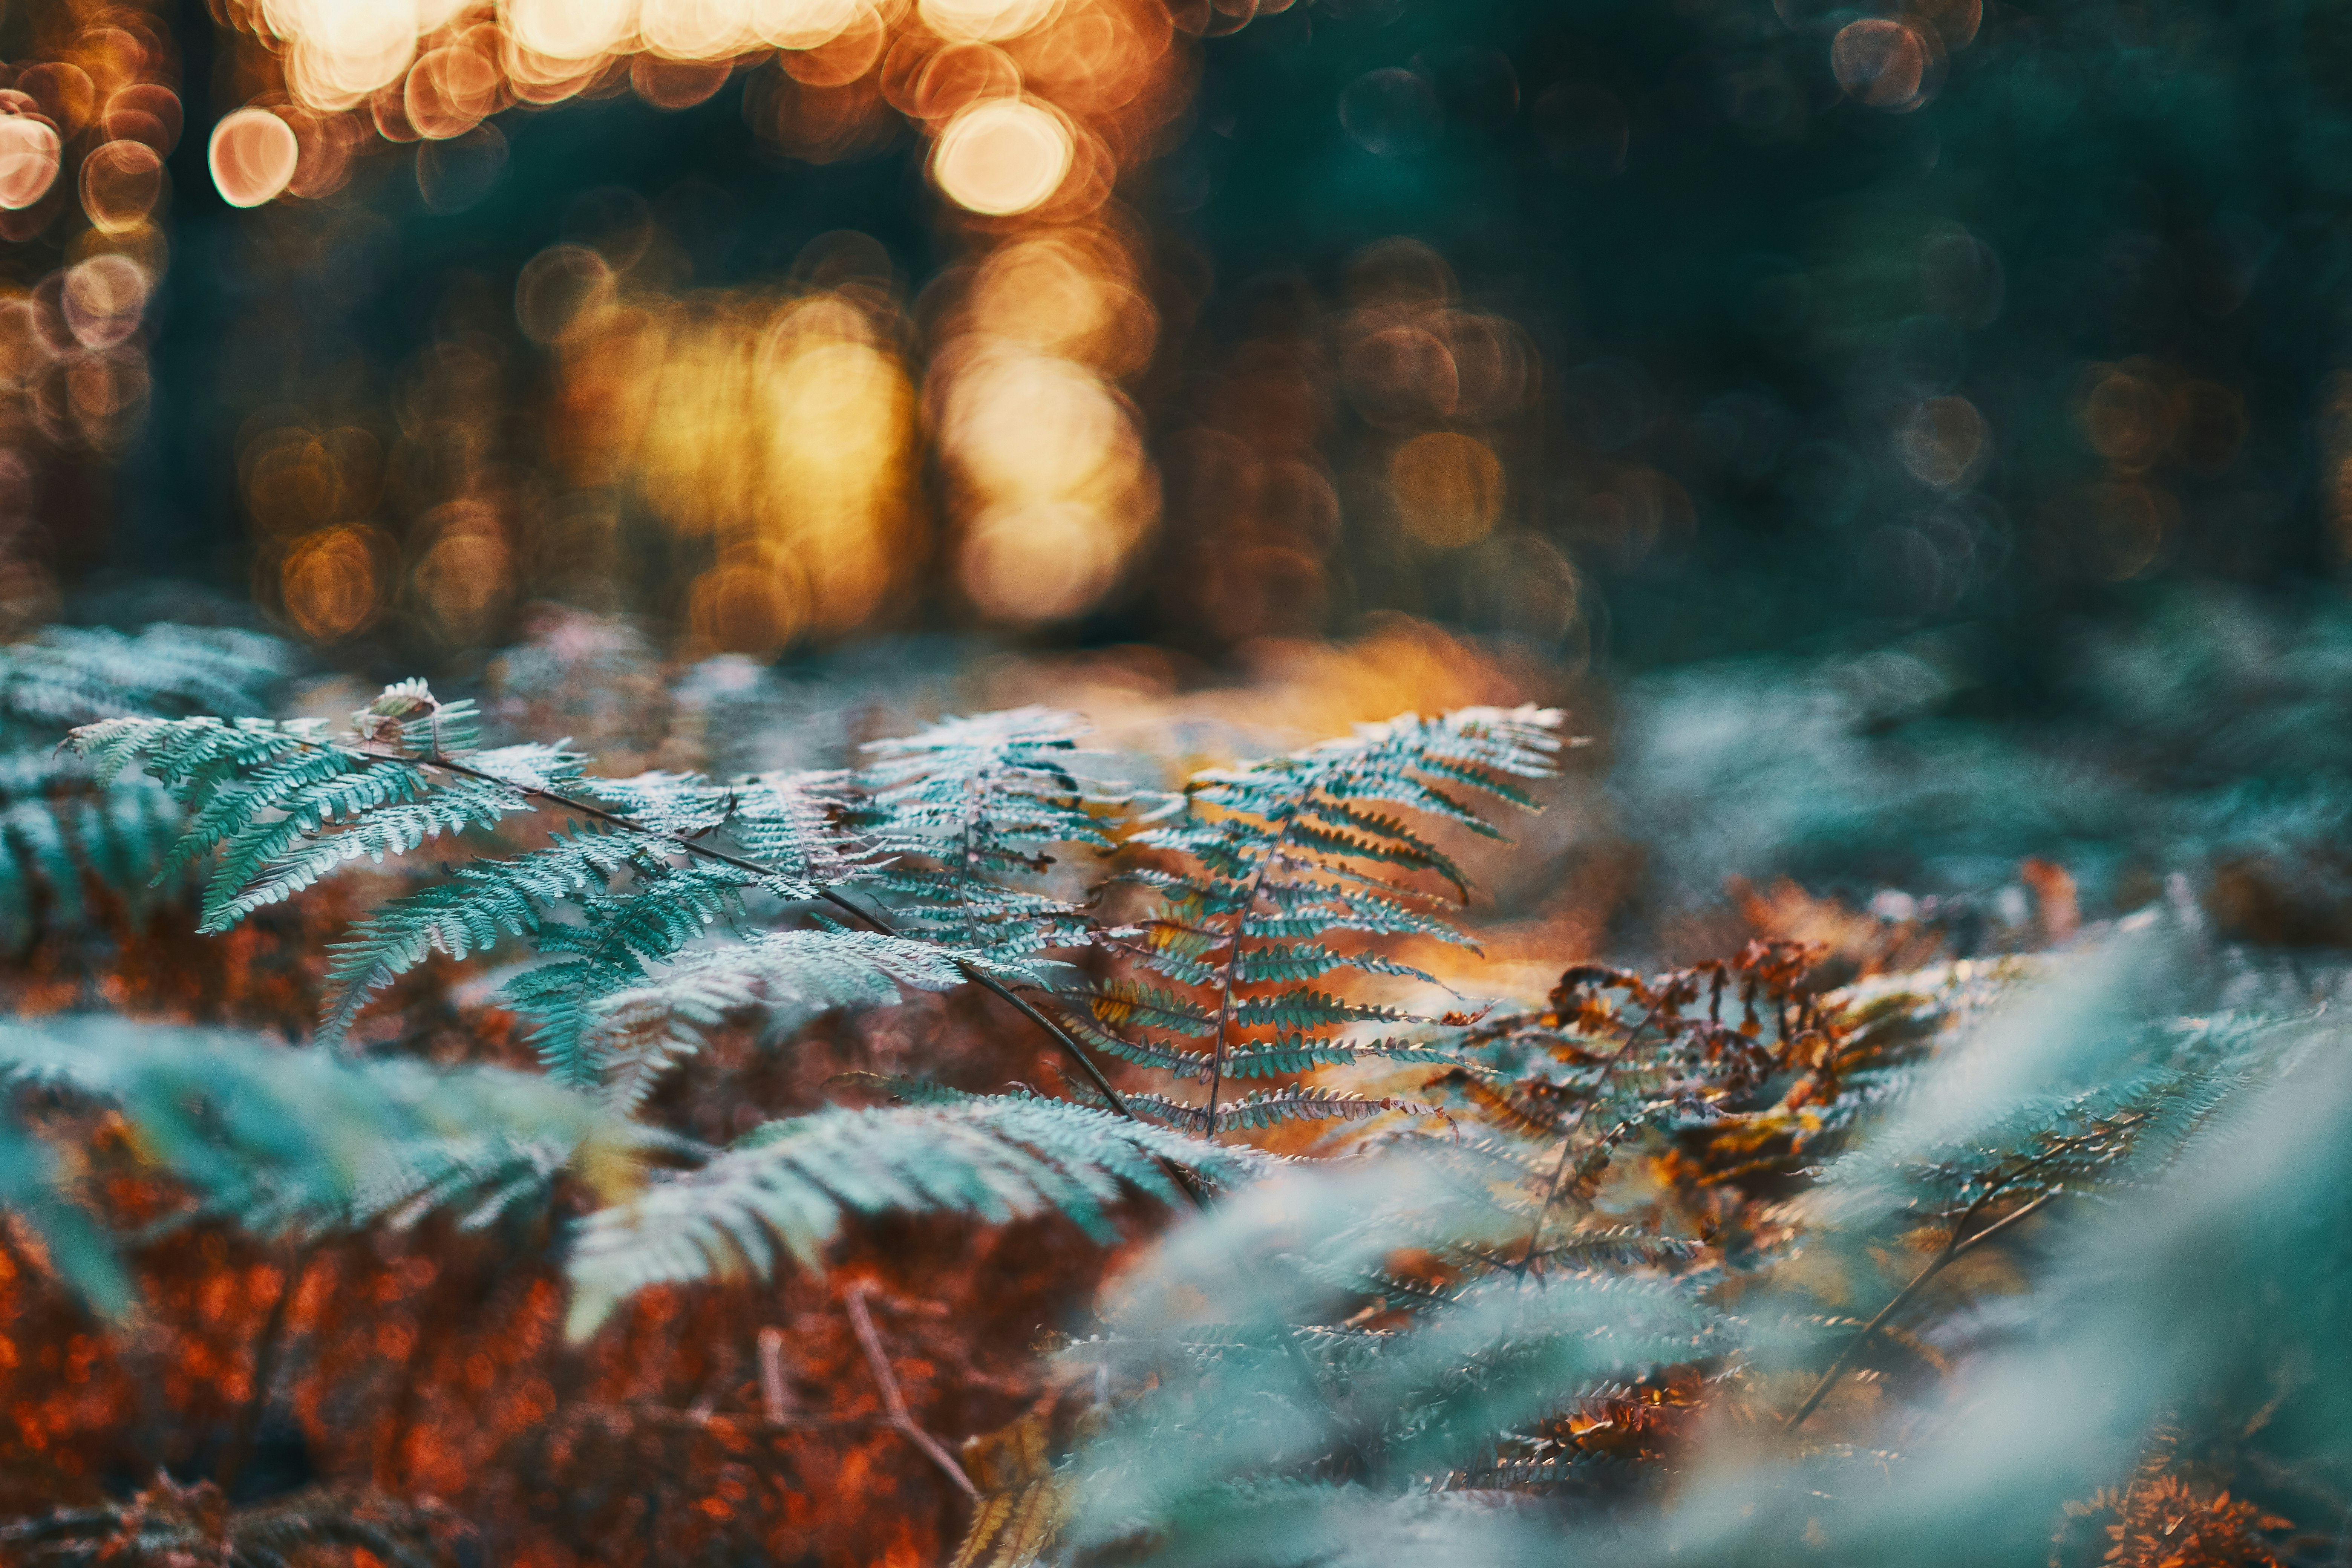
(0, 1017), (668, 1311)
(563, 1095), (1269, 1337)
(850, 706), (1120, 960)
(589, 929), (1059, 1110)
(1103, 1084), (1446, 1136)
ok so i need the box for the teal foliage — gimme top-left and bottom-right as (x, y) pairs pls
(0, 625), (284, 950)
(0, 624), (286, 736)
(0, 1015), (671, 1314)
(70, 695), (553, 934)
(1072, 704), (1565, 1134)
(564, 1093), (1274, 1337)
(22, 635), (2352, 1568)
(45, 676), (1304, 1339)
(1034, 925), (2352, 1568)
(400, 769), (862, 1080)
(37, 676), (1599, 1382)
(850, 705), (1120, 963)
(72, 683), (876, 1076)
(1606, 590), (2352, 946)
(588, 929), (1057, 1110)
(1055, 1152), (1728, 1548)
(1070, 1082), (1444, 1137)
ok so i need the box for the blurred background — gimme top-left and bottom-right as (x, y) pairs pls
(5, 9), (2352, 1554)
(2, 0), (2350, 947)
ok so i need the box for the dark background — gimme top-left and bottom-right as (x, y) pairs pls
(69, 0), (2352, 708)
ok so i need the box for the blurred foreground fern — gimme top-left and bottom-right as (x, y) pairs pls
(0, 624), (282, 955)
(0, 641), (2343, 1568)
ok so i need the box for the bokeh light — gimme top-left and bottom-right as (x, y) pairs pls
(412, 501), (515, 643)
(937, 341), (1155, 622)
(755, 0), (864, 49)
(78, 141), (163, 234)
(504, 0), (635, 61)
(543, 263), (921, 652)
(0, 118), (62, 211)
(920, 0), (1060, 43)
(515, 245), (617, 345)
(281, 524), (390, 641)
(406, 40), (502, 139)
(1830, 16), (1941, 110)
(961, 501), (1120, 621)
(1897, 396), (1989, 488)
(931, 100), (1073, 216)
(1392, 432), (1504, 548)
(0, 0), (2258, 684)
(208, 109), (299, 207)
(170, 0), (1239, 657)
(103, 83), (182, 154)
(60, 257), (149, 351)
(640, 0), (753, 59)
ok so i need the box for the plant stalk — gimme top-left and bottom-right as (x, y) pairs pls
(215, 1240), (318, 1496)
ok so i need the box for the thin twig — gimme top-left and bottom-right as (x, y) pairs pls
(561, 1402), (885, 1435)
(844, 1283), (977, 1498)
(1780, 1187), (2062, 1435)
(215, 1240), (319, 1495)
(758, 1327), (794, 1422)
(1781, 1115), (2142, 1435)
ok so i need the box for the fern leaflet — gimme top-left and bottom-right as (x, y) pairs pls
(851, 706), (1120, 963)
(1079, 705), (1563, 1138)
(564, 1094), (1269, 1336)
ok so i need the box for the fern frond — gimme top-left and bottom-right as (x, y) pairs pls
(589, 929), (1060, 1110)
(1811, 1060), (2242, 1235)
(1086, 705), (1564, 1142)
(1071, 1164), (1721, 1514)
(1054, 1004), (1483, 1084)
(0, 1016), (668, 1309)
(826, 1072), (993, 1106)
(77, 681), (886, 1061)
(563, 1095), (1270, 1337)
(317, 823), (695, 1054)
(65, 710), (536, 937)
(851, 706), (1119, 960)
(73, 713), (329, 806)
(202, 770), (533, 933)
(0, 623), (286, 734)
(1100, 1084), (1447, 1136)
(0, 626), (286, 951)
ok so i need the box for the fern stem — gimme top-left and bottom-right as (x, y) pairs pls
(215, 1239), (319, 1496)
(1780, 1110), (2146, 1435)
(845, 1282), (977, 1498)
(758, 1326), (794, 1421)
(407, 752), (793, 884)
(1778, 1186), (2060, 1436)
(1203, 857), (1276, 1138)
(1203, 795), (1304, 1138)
